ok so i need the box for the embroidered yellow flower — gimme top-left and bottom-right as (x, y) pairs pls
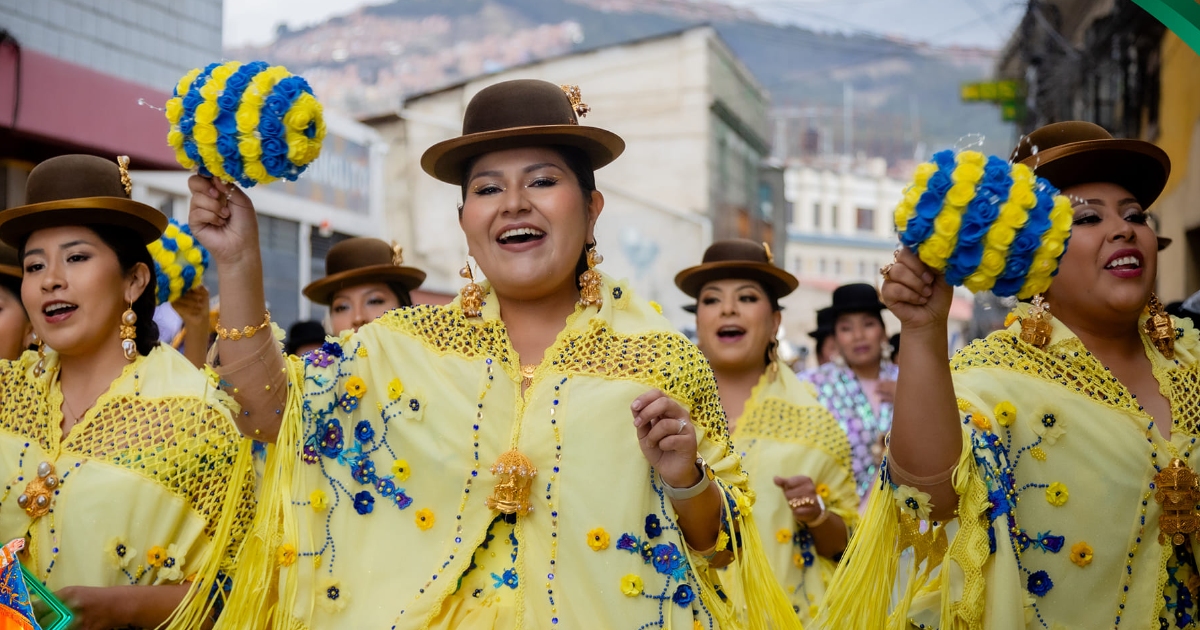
(387, 378), (404, 400)
(970, 412), (992, 431)
(107, 537), (136, 570)
(310, 489), (328, 511)
(620, 574), (644, 597)
(356, 346), (368, 358)
(895, 484), (933, 521)
(319, 578), (347, 612)
(392, 459), (411, 481)
(1046, 482), (1069, 506)
(587, 528), (610, 551)
(1070, 541), (1093, 567)
(345, 376), (367, 398)
(793, 552), (804, 568)
(994, 401), (1016, 427)
(277, 543), (297, 567)
(776, 528), (791, 543)
(146, 546), (167, 568)
(648, 301), (663, 314)
(415, 508), (435, 530)
(693, 621), (704, 630)
(815, 483), (830, 499)
(1004, 312), (1019, 328)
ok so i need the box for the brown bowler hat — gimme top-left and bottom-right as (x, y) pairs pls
(0, 155), (167, 247)
(0, 244), (20, 281)
(420, 80), (625, 185)
(1011, 121), (1170, 209)
(675, 239), (798, 299)
(303, 238), (426, 305)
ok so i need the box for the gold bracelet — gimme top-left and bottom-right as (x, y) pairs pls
(215, 311), (271, 341)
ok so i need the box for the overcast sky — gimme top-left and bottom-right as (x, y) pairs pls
(224, 0), (1025, 50)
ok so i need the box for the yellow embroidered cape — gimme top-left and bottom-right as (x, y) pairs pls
(0, 345), (256, 628)
(729, 364), (857, 625)
(221, 274), (797, 630)
(819, 305), (1200, 630)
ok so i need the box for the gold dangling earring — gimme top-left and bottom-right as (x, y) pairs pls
(1019, 295), (1053, 350)
(1144, 294), (1176, 359)
(578, 242), (603, 308)
(31, 332), (46, 377)
(766, 340), (779, 380)
(459, 261), (484, 318)
(120, 304), (137, 361)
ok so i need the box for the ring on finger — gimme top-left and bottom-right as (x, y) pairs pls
(880, 263), (895, 281)
(677, 419), (687, 435)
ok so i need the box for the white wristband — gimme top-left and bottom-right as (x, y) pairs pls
(659, 459), (711, 501)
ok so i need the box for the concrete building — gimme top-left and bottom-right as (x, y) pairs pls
(363, 26), (779, 328)
(1, 0), (221, 193)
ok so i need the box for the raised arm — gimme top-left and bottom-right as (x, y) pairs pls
(188, 176), (287, 441)
(880, 247), (962, 520)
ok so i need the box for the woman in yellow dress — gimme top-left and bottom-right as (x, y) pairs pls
(0, 154), (255, 628)
(677, 239), (856, 624)
(0, 244), (32, 361)
(188, 79), (793, 629)
(821, 122), (1200, 628)
(303, 236), (426, 335)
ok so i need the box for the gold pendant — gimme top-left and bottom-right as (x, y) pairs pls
(520, 364), (536, 388)
(1154, 458), (1200, 546)
(1145, 295), (1176, 359)
(16, 462), (58, 519)
(1019, 295), (1053, 350)
(486, 449), (537, 516)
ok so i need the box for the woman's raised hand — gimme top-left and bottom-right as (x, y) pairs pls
(631, 390), (701, 490)
(187, 175), (260, 268)
(881, 247), (954, 331)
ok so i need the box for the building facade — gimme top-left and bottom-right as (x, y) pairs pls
(368, 26), (779, 328)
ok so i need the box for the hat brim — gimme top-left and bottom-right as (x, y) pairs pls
(1026, 139), (1170, 209)
(807, 327), (832, 340)
(0, 197), (167, 247)
(0, 264), (20, 281)
(1159, 236), (1172, 251)
(421, 125), (626, 185)
(681, 303), (697, 314)
(303, 265), (427, 305)
(674, 261), (798, 300)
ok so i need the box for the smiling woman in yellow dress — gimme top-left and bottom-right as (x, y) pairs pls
(0, 155), (255, 629)
(0, 244), (32, 361)
(677, 239), (856, 624)
(303, 237), (426, 335)
(187, 79), (794, 630)
(820, 123), (1200, 628)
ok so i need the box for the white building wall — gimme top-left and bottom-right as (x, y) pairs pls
(0, 0), (222, 90)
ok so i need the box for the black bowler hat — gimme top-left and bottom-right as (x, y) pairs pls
(829, 283), (886, 318)
(285, 320), (327, 355)
(807, 306), (833, 340)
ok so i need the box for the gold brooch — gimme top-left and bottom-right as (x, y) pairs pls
(1019, 295), (1053, 350)
(560, 84), (590, 123)
(486, 449), (537, 516)
(1155, 459), (1200, 545)
(763, 242), (774, 264)
(1144, 295), (1176, 359)
(17, 462), (58, 519)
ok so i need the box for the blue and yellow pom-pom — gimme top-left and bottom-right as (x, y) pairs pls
(165, 61), (326, 187)
(148, 219), (210, 305)
(894, 149), (1072, 299)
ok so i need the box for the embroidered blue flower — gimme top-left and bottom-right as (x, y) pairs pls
(651, 543), (687, 580)
(339, 394), (360, 413)
(302, 442), (319, 465)
(394, 490), (413, 510)
(612, 286), (623, 300)
(1014, 529), (1032, 552)
(409, 399), (421, 413)
(353, 491), (375, 515)
(617, 534), (640, 552)
(802, 551), (815, 567)
(350, 457), (377, 485)
(320, 341), (343, 357)
(491, 568), (518, 589)
(1037, 532), (1064, 553)
(355, 421), (375, 443)
(376, 478), (396, 497)
(308, 349), (335, 368)
(645, 514), (662, 539)
(672, 584), (695, 607)
(1027, 570), (1053, 596)
(987, 488), (1012, 520)
(317, 420), (344, 458)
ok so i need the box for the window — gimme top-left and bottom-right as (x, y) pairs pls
(785, 201), (796, 226)
(258, 215), (302, 330)
(812, 203), (821, 229)
(857, 207), (875, 232)
(819, 258), (827, 274)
